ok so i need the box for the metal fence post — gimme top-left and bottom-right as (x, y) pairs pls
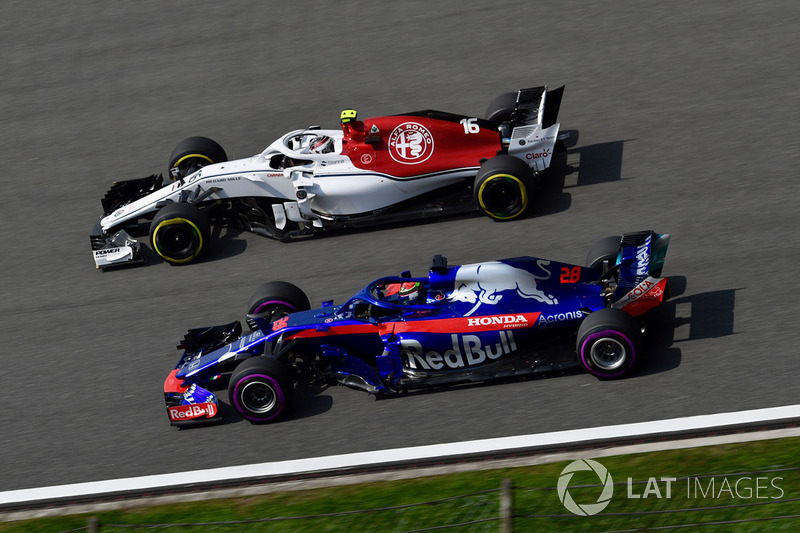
(88, 516), (100, 533)
(501, 478), (513, 533)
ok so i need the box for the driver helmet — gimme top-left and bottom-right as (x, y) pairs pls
(383, 282), (421, 303)
(310, 135), (334, 154)
(340, 109), (358, 124)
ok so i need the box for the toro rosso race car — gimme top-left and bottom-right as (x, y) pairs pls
(164, 231), (671, 427)
(91, 86), (565, 269)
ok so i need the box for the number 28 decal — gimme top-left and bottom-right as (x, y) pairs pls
(459, 118), (480, 134)
(560, 266), (581, 283)
(272, 317), (289, 331)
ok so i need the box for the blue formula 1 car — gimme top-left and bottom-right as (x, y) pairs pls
(164, 230), (671, 426)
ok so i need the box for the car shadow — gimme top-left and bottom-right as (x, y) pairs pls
(633, 277), (739, 377)
(210, 380), (335, 426)
(532, 133), (629, 218)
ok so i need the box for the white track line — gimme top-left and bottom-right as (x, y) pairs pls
(2, 404), (799, 506)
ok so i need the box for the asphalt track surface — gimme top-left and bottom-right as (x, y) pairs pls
(2, 1), (799, 492)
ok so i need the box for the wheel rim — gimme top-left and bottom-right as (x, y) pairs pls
(152, 218), (203, 263)
(589, 337), (627, 371)
(478, 173), (527, 219)
(239, 379), (279, 414)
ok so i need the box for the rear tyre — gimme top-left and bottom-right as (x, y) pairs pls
(474, 155), (535, 221)
(585, 236), (622, 270)
(485, 92), (517, 126)
(228, 357), (293, 423)
(168, 136), (227, 180)
(577, 308), (641, 379)
(149, 202), (210, 264)
(246, 281), (311, 329)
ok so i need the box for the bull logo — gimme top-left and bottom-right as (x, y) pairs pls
(448, 261), (558, 316)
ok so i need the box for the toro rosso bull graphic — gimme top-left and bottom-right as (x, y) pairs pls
(91, 86), (567, 269)
(163, 231), (671, 427)
(449, 260), (558, 315)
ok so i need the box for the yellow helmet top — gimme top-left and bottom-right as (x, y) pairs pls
(340, 109), (358, 123)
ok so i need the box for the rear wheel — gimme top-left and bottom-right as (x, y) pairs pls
(585, 235), (622, 270)
(485, 92), (517, 126)
(168, 136), (227, 180)
(577, 308), (641, 379)
(149, 202), (210, 264)
(228, 357), (293, 423)
(474, 155), (535, 221)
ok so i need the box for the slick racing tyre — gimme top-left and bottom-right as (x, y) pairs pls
(228, 357), (293, 423)
(246, 281), (311, 330)
(168, 136), (227, 180)
(149, 202), (210, 265)
(474, 155), (535, 221)
(585, 236), (622, 271)
(485, 92), (517, 126)
(577, 308), (642, 379)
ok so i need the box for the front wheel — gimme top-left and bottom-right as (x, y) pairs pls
(246, 281), (310, 330)
(228, 357), (293, 423)
(149, 202), (210, 264)
(474, 155), (535, 221)
(576, 308), (641, 379)
(168, 136), (227, 180)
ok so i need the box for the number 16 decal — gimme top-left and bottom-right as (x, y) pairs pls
(459, 118), (480, 134)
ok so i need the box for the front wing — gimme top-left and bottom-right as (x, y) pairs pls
(164, 369), (222, 427)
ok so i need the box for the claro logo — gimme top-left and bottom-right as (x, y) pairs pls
(525, 148), (551, 159)
(168, 403), (218, 420)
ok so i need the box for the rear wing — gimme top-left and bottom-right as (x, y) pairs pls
(513, 86), (564, 128)
(507, 85), (565, 171)
(611, 231), (671, 316)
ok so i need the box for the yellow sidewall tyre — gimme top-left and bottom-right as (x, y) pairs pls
(168, 136), (227, 180)
(149, 202), (210, 265)
(474, 155), (535, 221)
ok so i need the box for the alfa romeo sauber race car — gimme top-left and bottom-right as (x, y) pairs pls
(91, 86), (565, 269)
(164, 231), (671, 427)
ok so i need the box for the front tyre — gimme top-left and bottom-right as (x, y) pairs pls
(577, 308), (641, 379)
(228, 357), (293, 423)
(474, 155), (535, 221)
(168, 136), (227, 180)
(246, 281), (310, 330)
(149, 202), (210, 264)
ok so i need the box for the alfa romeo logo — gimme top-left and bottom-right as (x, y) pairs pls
(557, 459), (614, 516)
(389, 122), (434, 164)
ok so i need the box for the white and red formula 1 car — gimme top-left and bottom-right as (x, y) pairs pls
(91, 86), (565, 268)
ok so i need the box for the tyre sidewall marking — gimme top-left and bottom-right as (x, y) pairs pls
(478, 173), (527, 220)
(579, 329), (635, 378)
(233, 373), (285, 422)
(172, 153), (215, 168)
(152, 217), (204, 263)
(252, 300), (297, 315)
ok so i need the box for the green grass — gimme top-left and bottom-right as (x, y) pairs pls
(3, 436), (800, 532)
